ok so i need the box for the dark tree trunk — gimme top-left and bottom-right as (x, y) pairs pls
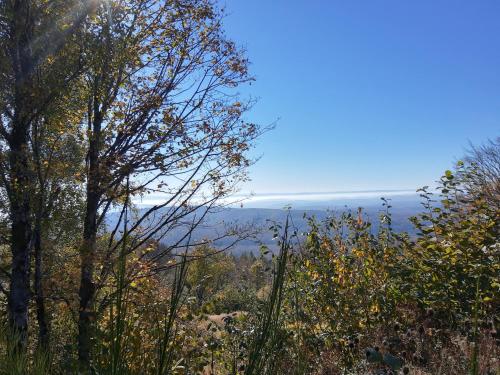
(78, 198), (98, 372)
(33, 217), (49, 349)
(7, 0), (35, 351)
(8, 139), (32, 349)
(78, 110), (102, 372)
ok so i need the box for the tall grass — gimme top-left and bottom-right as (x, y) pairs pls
(154, 254), (189, 375)
(244, 215), (291, 375)
(108, 190), (131, 375)
(0, 325), (51, 375)
(92, 251), (189, 375)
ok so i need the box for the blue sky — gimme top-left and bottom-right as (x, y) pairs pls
(219, 0), (500, 194)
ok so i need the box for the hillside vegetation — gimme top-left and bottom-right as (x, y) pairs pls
(0, 150), (498, 374)
(0, 1), (498, 374)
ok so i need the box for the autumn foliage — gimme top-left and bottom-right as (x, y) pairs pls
(0, 1), (498, 374)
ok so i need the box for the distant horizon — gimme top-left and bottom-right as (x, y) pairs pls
(232, 188), (416, 197)
(132, 188), (421, 208)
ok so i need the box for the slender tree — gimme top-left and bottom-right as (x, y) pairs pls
(76, 0), (263, 370)
(31, 107), (86, 349)
(0, 0), (94, 351)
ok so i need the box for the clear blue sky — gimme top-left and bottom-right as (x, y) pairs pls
(221, 0), (500, 194)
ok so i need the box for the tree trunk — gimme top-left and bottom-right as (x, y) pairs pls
(78, 199), (98, 373)
(8, 142), (32, 349)
(33, 216), (49, 349)
(78, 111), (102, 372)
(7, 0), (35, 351)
